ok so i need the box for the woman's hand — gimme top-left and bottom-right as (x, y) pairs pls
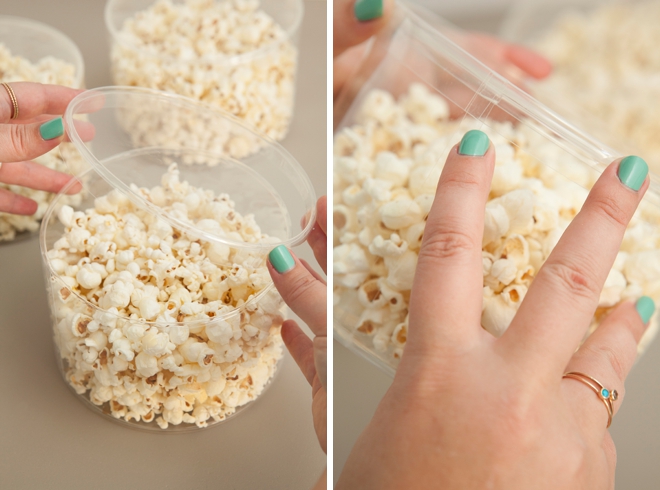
(336, 130), (654, 489)
(0, 82), (84, 215)
(268, 196), (327, 453)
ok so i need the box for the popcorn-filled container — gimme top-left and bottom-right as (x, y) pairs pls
(333, 1), (660, 376)
(105, 0), (303, 143)
(0, 16), (85, 242)
(500, 0), (660, 174)
(40, 87), (316, 430)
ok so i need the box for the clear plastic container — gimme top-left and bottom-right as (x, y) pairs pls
(500, 0), (660, 172)
(41, 86), (316, 430)
(333, 1), (660, 377)
(105, 0), (303, 142)
(0, 16), (85, 242)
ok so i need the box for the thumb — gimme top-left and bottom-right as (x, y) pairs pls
(334, 0), (394, 58)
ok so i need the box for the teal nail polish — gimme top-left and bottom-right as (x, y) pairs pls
(269, 245), (295, 274)
(458, 129), (490, 156)
(636, 296), (655, 325)
(618, 155), (648, 191)
(354, 0), (383, 21)
(40, 117), (64, 141)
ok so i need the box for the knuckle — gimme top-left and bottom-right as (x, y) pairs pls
(540, 260), (601, 300)
(589, 194), (630, 228)
(8, 124), (32, 158)
(440, 169), (484, 193)
(419, 227), (477, 263)
(284, 271), (319, 306)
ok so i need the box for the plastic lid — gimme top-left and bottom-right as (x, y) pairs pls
(63, 86), (316, 252)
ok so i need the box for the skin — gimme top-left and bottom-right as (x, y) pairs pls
(267, 197), (328, 452)
(336, 142), (650, 489)
(0, 82), (86, 215)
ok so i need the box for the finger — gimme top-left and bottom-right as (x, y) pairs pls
(0, 161), (82, 195)
(281, 319), (316, 386)
(407, 130), (495, 352)
(316, 195), (327, 236)
(313, 336), (327, 391)
(563, 298), (654, 437)
(0, 117), (66, 163)
(0, 83), (84, 123)
(334, 0), (394, 58)
(0, 188), (38, 215)
(300, 259), (326, 285)
(303, 196), (327, 274)
(502, 157), (649, 375)
(268, 245), (326, 336)
(504, 44), (553, 79)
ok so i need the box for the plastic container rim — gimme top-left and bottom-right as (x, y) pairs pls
(0, 15), (85, 89)
(62, 85), (317, 252)
(104, 0), (304, 66)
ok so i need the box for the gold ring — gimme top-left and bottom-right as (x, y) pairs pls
(1, 82), (19, 120)
(563, 371), (618, 428)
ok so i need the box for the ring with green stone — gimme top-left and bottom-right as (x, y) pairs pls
(563, 371), (617, 428)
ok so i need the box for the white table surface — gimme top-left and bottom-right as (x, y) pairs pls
(333, 6), (660, 489)
(0, 1), (327, 489)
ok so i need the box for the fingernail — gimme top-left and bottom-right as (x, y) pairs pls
(40, 117), (64, 141)
(618, 155), (648, 191)
(355, 0), (383, 21)
(458, 129), (490, 156)
(269, 245), (295, 274)
(636, 296), (655, 325)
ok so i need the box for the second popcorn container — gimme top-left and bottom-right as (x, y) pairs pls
(41, 87), (316, 431)
(105, 0), (303, 142)
(333, 1), (660, 376)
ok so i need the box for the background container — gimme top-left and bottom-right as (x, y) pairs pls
(41, 86), (316, 430)
(105, 0), (303, 142)
(333, 1), (660, 376)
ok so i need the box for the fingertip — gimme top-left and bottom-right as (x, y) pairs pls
(635, 296), (655, 325)
(268, 244), (296, 275)
(506, 44), (553, 79)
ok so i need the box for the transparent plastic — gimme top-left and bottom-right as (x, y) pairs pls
(0, 16), (85, 243)
(105, 0), (303, 142)
(41, 86), (316, 430)
(500, 0), (660, 171)
(333, 1), (660, 377)
(0, 16), (85, 88)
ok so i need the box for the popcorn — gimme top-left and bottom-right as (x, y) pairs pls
(334, 85), (660, 365)
(0, 44), (84, 241)
(46, 164), (285, 428)
(532, 2), (660, 173)
(110, 0), (297, 148)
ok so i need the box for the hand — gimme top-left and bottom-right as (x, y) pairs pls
(333, 0), (551, 99)
(268, 196), (327, 453)
(336, 131), (654, 488)
(0, 82), (84, 215)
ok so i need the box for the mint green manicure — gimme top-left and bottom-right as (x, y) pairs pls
(40, 117), (64, 141)
(355, 0), (383, 21)
(618, 155), (648, 191)
(269, 245), (295, 274)
(636, 296), (655, 325)
(458, 129), (490, 156)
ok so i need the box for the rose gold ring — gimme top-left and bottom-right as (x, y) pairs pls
(1, 82), (19, 120)
(563, 371), (618, 428)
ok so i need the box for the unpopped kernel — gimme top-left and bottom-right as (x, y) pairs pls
(334, 84), (660, 364)
(47, 164), (285, 429)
